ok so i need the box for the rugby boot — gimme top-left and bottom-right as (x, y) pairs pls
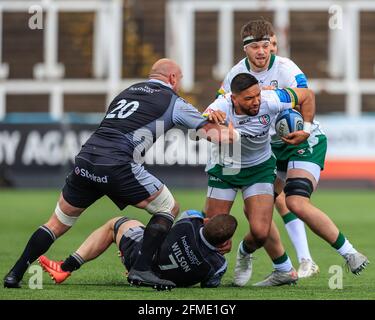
(38, 255), (71, 284)
(3, 270), (21, 288)
(297, 258), (320, 278)
(127, 269), (176, 291)
(344, 252), (369, 275)
(253, 268), (298, 287)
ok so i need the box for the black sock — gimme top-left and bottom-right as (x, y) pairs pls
(11, 226), (56, 280)
(242, 240), (254, 254)
(61, 253), (85, 272)
(133, 212), (174, 272)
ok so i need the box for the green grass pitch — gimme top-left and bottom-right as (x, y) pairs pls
(0, 189), (374, 300)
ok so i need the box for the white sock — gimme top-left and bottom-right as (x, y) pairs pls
(273, 256), (293, 272)
(284, 215), (312, 263)
(337, 239), (357, 257)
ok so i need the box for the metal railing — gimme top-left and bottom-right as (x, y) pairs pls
(0, 0), (143, 120)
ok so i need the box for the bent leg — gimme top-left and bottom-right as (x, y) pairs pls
(131, 185), (178, 272)
(275, 175), (313, 263)
(74, 217), (121, 263)
(127, 185), (179, 289)
(243, 193), (274, 252)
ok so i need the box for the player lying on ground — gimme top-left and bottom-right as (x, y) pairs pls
(38, 211), (237, 289)
(4, 58), (238, 291)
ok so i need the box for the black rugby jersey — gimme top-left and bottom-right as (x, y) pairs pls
(79, 80), (207, 164)
(155, 210), (227, 288)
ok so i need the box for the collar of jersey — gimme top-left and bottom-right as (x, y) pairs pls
(245, 53), (276, 73)
(149, 78), (173, 89)
(199, 227), (218, 251)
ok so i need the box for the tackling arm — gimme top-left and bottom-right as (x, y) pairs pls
(197, 121), (239, 144)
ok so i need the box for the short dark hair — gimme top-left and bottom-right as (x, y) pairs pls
(241, 19), (275, 40)
(230, 73), (258, 94)
(202, 214), (237, 247)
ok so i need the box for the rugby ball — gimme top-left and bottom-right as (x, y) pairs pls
(275, 109), (303, 138)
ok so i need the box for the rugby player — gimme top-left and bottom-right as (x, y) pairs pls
(38, 211), (237, 289)
(204, 72), (316, 287)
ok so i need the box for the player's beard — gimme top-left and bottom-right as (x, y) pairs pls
(240, 103), (260, 116)
(250, 54), (270, 70)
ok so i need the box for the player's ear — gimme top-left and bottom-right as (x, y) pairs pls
(169, 73), (175, 86)
(231, 94), (238, 106)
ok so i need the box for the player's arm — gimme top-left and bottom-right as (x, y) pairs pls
(172, 98), (238, 144)
(197, 95), (240, 143)
(289, 87), (315, 122)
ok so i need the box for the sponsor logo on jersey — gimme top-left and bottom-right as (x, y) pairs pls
(297, 149), (306, 155)
(171, 242), (191, 272)
(270, 80), (279, 88)
(238, 118), (252, 125)
(258, 114), (271, 125)
(75, 166), (109, 183)
(181, 235), (202, 266)
(129, 85), (161, 94)
(241, 130), (268, 139)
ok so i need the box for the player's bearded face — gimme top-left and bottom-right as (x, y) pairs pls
(245, 40), (271, 69)
(233, 85), (261, 116)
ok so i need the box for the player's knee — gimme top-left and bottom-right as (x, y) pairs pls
(285, 196), (309, 219)
(251, 228), (269, 248)
(148, 221), (170, 235)
(108, 217), (123, 231)
(284, 178), (314, 199)
(145, 185), (177, 216)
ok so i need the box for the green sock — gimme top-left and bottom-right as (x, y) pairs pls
(272, 252), (293, 272)
(282, 212), (298, 224)
(331, 232), (346, 250)
(331, 231), (357, 256)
